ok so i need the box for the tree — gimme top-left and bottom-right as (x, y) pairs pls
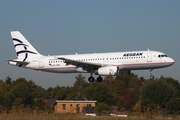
(48, 85), (72, 100)
(140, 79), (179, 110)
(92, 82), (116, 106)
(123, 90), (135, 109)
(128, 75), (143, 104)
(66, 74), (88, 99)
(11, 78), (35, 107)
(166, 98), (180, 114)
(73, 74), (88, 93)
(160, 76), (180, 97)
(84, 82), (98, 100)
(5, 76), (12, 84)
(0, 79), (13, 109)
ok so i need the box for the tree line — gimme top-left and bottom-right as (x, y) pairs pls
(0, 74), (180, 115)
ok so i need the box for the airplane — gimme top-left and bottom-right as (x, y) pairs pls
(7, 31), (174, 82)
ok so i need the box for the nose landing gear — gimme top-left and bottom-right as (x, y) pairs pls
(150, 75), (154, 79)
(150, 69), (154, 79)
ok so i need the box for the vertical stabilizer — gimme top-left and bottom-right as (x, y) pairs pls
(11, 31), (42, 60)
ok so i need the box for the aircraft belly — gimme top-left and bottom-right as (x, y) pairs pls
(41, 68), (76, 73)
(38, 67), (87, 73)
(123, 63), (171, 70)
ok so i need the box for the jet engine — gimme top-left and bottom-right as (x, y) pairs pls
(96, 66), (131, 76)
(97, 66), (118, 76)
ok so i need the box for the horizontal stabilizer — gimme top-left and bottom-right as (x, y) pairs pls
(7, 59), (29, 67)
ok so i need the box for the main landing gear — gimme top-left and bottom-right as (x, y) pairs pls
(88, 75), (103, 82)
(88, 76), (95, 82)
(97, 76), (103, 82)
(149, 69), (154, 79)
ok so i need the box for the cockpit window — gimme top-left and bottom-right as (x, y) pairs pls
(158, 54), (167, 58)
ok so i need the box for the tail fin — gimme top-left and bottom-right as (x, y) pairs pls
(11, 31), (42, 60)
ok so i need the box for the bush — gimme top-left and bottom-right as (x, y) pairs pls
(166, 98), (180, 114)
(95, 102), (109, 115)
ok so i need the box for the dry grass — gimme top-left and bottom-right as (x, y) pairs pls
(0, 112), (180, 120)
(0, 108), (179, 120)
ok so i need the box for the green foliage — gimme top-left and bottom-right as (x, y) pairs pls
(85, 74), (143, 108)
(5, 75), (12, 84)
(49, 85), (67, 99)
(32, 99), (45, 110)
(95, 102), (109, 115)
(1, 73), (180, 114)
(92, 82), (116, 105)
(160, 76), (180, 97)
(84, 82), (98, 100)
(140, 79), (179, 110)
(73, 74), (88, 92)
(66, 74), (88, 100)
(0, 78), (46, 110)
(166, 98), (180, 114)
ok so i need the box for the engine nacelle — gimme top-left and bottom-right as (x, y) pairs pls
(97, 66), (118, 76)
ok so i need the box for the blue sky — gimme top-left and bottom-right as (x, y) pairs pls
(0, 1), (179, 89)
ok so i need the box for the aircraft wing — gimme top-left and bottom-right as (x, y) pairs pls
(56, 57), (111, 72)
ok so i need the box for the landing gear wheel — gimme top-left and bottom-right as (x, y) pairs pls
(88, 76), (95, 82)
(97, 76), (103, 82)
(149, 69), (154, 80)
(150, 75), (154, 79)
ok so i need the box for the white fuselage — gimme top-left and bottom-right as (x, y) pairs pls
(8, 31), (175, 80)
(11, 50), (174, 74)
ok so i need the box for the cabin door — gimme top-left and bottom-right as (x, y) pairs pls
(39, 58), (44, 68)
(147, 52), (152, 62)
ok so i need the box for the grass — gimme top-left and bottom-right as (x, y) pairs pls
(0, 107), (179, 120)
(1, 112), (180, 120)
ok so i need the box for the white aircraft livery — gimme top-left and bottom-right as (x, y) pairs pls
(8, 31), (175, 82)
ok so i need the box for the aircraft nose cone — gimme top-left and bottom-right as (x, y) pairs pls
(169, 58), (175, 65)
